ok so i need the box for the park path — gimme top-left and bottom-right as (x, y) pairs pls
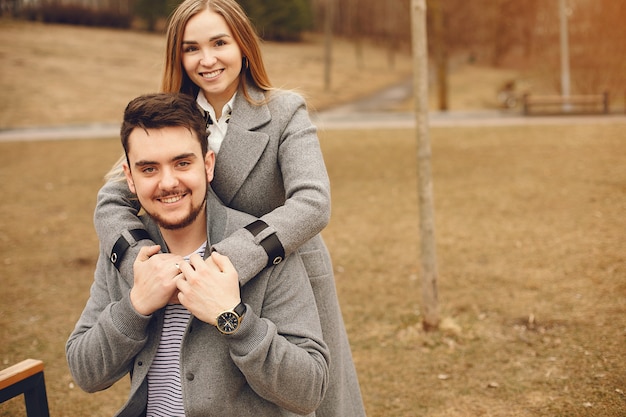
(313, 78), (626, 130)
(1, 79), (625, 142)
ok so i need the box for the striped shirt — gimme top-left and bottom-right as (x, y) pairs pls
(146, 243), (206, 417)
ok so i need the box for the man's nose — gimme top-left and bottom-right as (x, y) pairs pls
(160, 168), (179, 189)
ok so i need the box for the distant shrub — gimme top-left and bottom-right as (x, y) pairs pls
(20, 5), (132, 29)
(239, 0), (313, 41)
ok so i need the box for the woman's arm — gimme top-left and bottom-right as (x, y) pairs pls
(95, 169), (155, 281)
(212, 93), (331, 285)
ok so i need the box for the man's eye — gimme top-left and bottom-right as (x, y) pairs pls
(142, 167), (156, 174)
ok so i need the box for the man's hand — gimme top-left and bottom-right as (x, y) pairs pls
(176, 252), (241, 325)
(130, 245), (185, 316)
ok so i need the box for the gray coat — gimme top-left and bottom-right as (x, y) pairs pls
(94, 84), (366, 416)
(67, 192), (330, 416)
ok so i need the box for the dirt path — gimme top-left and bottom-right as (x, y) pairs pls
(1, 78), (625, 141)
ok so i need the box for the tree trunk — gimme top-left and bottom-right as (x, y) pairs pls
(324, 0), (333, 91)
(411, 0), (440, 331)
(431, 0), (448, 111)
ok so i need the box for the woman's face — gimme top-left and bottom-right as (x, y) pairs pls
(181, 8), (243, 107)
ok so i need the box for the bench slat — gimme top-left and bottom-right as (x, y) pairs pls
(523, 93), (609, 115)
(0, 359), (44, 391)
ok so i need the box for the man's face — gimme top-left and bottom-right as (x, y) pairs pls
(123, 126), (214, 230)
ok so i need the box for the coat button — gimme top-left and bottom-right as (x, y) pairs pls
(186, 372), (195, 381)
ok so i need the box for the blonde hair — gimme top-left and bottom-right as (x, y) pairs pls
(161, 0), (273, 104)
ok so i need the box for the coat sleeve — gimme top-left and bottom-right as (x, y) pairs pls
(212, 92), (331, 285)
(227, 254), (330, 415)
(94, 172), (156, 281)
(66, 251), (152, 393)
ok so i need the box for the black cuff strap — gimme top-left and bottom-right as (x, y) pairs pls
(244, 220), (285, 267)
(244, 219), (269, 236)
(110, 229), (151, 270)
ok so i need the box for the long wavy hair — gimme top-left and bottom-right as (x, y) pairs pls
(161, 0), (272, 104)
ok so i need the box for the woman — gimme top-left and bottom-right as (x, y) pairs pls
(94, 1), (366, 416)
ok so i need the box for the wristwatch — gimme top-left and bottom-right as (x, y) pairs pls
(216, 302), (246, 335)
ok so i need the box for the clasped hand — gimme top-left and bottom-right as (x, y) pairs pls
(130, 245), (241, 325)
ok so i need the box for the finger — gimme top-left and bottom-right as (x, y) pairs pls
(136, 245), (161, 262)
(177, 260), (195, 275)
(174, 273), (189, 293)
(210, 251), (234, 273)
(186, 254), (218, 275)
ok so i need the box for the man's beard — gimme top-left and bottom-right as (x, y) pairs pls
(148, 188), (208, 230)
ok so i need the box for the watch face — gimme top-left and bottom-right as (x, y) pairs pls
(217, 311), (239, 334)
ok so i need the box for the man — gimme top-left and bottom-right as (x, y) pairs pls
(66, 93), (329, 417)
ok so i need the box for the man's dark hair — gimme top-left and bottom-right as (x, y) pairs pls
(120, 93), (208, 159)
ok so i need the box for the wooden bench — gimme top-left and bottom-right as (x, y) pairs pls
(522, 92), (609, 115)
(0, 359), (50, 417)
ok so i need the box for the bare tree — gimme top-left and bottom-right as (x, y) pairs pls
(323, 0), (333, 90)
(528, 0), (626, 95)
(346, 0), (363, 68)
(430, 0), (447, 111)
(411, 0), (439, 331)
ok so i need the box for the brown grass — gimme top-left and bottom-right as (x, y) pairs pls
(0, 19), (414, 129)
(1, 20), (625, 417)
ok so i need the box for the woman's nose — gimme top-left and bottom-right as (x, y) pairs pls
(199, 49), (217, 67)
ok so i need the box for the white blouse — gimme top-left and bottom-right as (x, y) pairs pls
(196, 92), (237, 155)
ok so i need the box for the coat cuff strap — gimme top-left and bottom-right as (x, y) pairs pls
(244, 220), (285, 267)
(110, 229), (151, 270)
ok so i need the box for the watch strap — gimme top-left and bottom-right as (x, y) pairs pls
(233, 301), (246, 317)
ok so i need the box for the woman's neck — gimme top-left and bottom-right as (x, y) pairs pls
(201, 85), (238, 120)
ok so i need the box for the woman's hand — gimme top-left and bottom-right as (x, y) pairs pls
(176, 252), (241, 325)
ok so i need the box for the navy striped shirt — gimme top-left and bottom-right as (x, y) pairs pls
(146, 243), (206, 417)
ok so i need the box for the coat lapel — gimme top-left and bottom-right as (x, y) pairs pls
(211, 85), (271, 205)
(206, 190), (228, 247)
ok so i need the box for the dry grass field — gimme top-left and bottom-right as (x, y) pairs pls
(1, 20), (625, 417)
(0, 19), (415, 129)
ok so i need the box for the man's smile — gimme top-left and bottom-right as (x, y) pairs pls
(158, 193), (186, 204)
